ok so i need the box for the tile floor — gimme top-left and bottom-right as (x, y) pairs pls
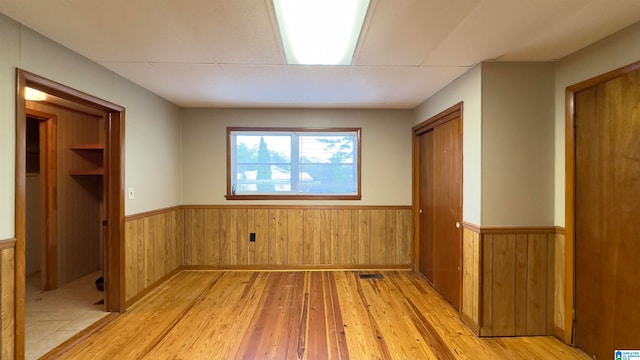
(25, 271), (109, 360)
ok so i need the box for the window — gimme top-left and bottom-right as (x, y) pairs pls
(227, 127), (361, 200)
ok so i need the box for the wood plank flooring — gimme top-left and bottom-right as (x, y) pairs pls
(51, 271), (590, 359)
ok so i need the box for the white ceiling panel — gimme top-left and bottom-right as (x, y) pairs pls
(1, 0), (639, 109)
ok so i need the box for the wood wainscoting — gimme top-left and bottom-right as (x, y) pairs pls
(124, 207), (184, 305)
(0, 239), (16, 359)
(124, 205), (412, 306)
(182, 205), (412, 268)
(461, 224), (564, 338)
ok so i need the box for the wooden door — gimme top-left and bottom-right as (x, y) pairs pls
(415, 103), (463, 310)
(574, 67), (640, 360)
(418, 130), (434, 281)
(432, 118), (462, 310)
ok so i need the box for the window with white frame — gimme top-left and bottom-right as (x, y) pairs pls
(227, 128), (361, 199)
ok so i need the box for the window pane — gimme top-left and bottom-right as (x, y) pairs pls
(229, 128), (359, 198)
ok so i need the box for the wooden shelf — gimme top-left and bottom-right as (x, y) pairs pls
(70, 143), (104, 150)
(69, 169), (104, 176)
(69, 144), (104, 176)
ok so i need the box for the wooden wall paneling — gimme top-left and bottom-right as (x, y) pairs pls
(461, 227), (480, 333)
(472, 230), (481, 327)
(143, 216), (155, 287)
(335, 209), (352, 265)
(274, 209), (287, 265)
(1, 248), (15, 359)
(400, 210), (412, 265)
(247, 209), (256, 265)
(370, 210), (386, 264)
(357, 210), (370, 264)
(287, 209), (304, 265)
(203, 209), (220, 265)
(553, 233), (565, 337)
(153, 214), (166, 282)
(526, 233), (548, 335)
(313, 209), (325, 264)
(124, 220), (138, 301)
(546, 233), (556, 335)
(384, 210), (397, 265)
(350, 210), (360, 265)
(220, 209), (238, 265)
(237, 209), (249, 265)
(319, 209), (331, 264)
(192, 209), (205, 266)
(329, 209), (341, 264)
(183, 209), (193, 266)
(254, 209), (270, 265)
(515, 234), (528, 336)
(490, 234), (517, 336)
(167, 210), (181, 271)
(303, 210), (316, 265)
(135, 219), (145, 298)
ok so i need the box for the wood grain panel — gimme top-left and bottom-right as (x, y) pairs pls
(474, 227), (558, 337)
(461, 227), (480, 334)
(181, 206), (412, 268)
(1, 248), (15, 359)
(124, 208), (184, 303)
(527, 233), (548, 335)
(491, 234), (517, 336)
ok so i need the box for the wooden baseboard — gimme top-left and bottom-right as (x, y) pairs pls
(460, 312), (480, 335)
(181, 264), (413, 272)
(39, 312), (119, 360)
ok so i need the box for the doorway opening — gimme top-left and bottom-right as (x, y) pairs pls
(15, 69), (125, 358)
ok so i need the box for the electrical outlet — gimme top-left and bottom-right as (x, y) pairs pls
(249, 233), (256, 242)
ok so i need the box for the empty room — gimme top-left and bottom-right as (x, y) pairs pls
(1, 1), (639, 359)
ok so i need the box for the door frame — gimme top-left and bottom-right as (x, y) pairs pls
(26, 109), (58, 291)
(412, 102), (463, 291)
(564, 60), (640, 344)
(15, 69), (126, 358)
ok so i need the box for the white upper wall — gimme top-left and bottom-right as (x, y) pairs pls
(481, 62), (555, 226)
(181, 108), (413, 206)
(413, 66), (482, 225)
(0, 14), (182, 239)
(554, 22), (640, 226)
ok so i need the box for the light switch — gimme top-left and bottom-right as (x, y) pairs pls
(128, 187), (135, 200)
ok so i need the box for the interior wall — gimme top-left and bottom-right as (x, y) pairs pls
(413, 65), (482, 225)
(181, 108), (413, 206)
(0, 13), (183, 229)
(481, 62), (555, 226)
(554, 21), (640, 226)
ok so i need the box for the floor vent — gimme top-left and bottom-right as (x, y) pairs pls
(359, 273), (384, 279)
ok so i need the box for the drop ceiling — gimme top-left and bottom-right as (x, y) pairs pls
(2, 0), (640, 109)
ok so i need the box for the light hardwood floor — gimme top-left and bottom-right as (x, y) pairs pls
(48, 271), (590, 359)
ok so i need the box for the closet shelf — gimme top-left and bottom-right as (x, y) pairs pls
(69, 143), (104, 176)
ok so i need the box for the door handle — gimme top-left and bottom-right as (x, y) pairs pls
(419, 209), (423, 214)
(455, 221), (460, 228)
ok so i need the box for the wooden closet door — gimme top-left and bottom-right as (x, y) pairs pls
(574, 68), (640, 360)
(432, 117), (462, 310)
(418, 130), (434, 282)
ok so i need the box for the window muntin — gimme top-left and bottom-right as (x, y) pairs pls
(228, 128), (360, 199)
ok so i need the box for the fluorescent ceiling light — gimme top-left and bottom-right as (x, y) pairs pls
(274, 0), (370, 65)
(25, 87), (47, 101)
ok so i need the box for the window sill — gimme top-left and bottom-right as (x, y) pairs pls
(225, 194), (361, 201)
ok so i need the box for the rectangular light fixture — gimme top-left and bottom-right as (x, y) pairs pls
(273, 0), (370, 65)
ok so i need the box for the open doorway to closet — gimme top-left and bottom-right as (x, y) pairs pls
(15, 69), (125, 359)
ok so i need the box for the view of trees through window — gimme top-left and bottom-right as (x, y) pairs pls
(229, 129), (359, 196)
